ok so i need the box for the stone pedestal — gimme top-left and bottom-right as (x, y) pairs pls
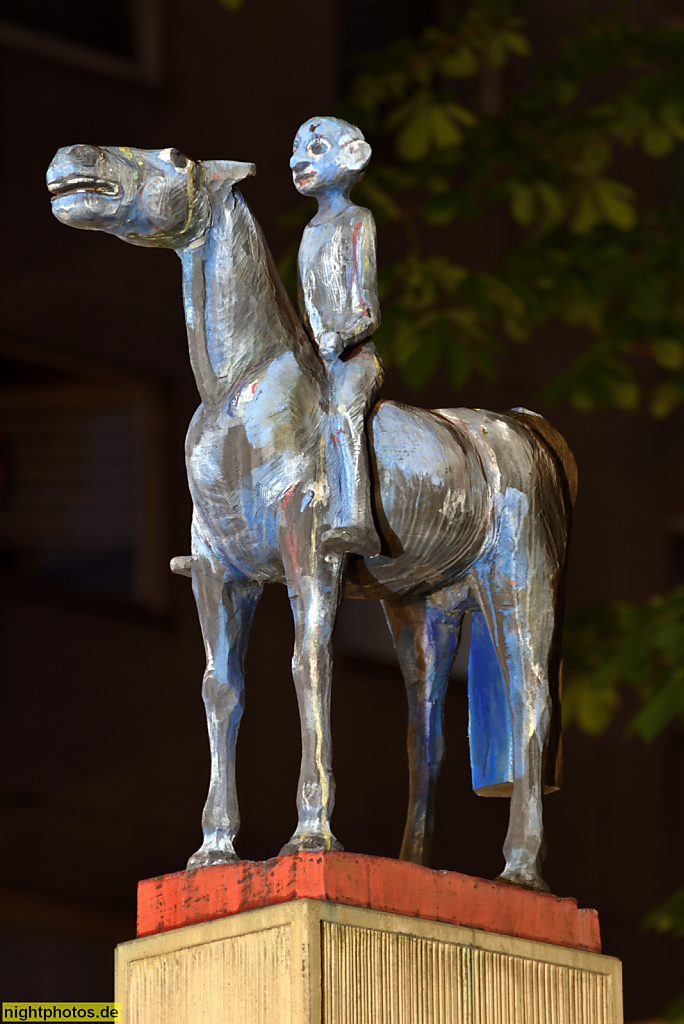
(115, 853), (623, 1023)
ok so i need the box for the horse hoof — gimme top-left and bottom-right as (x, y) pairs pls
(186, 847), (240, 870)
(278, 833), (344, 856)
(495, 870), (550, 894)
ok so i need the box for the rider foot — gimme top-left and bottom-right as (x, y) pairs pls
(321, 526), (380, 558)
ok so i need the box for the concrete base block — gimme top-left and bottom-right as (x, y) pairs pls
(115, 898), (623, 1023)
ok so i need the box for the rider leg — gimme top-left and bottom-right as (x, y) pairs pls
(322, 343), (384, 558)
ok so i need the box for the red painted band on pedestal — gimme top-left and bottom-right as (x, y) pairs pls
(137, 852), (601, 953)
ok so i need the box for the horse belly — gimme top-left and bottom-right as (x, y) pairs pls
(348, 404), (491, 597)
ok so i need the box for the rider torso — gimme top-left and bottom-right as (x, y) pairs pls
(291, 117), (384, 558)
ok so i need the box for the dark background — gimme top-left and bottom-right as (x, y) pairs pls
(0, 0), (682, 1019)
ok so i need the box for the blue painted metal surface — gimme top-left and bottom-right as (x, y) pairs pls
(468, 609), (513, 794)
(291, 117), (382, 557)
(47, 140), (576, 892)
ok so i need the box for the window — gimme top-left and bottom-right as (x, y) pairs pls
(0, 0), (163, 84)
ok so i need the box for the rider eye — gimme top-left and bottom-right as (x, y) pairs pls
(307, 139), (330, 157)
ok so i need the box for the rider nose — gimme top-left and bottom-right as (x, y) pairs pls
(292, 161), (310, 173)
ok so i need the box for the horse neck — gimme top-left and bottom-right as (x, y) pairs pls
(178, 188), (309, 410)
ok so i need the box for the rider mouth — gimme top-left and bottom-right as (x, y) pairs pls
(48, 177), (122, 199)
(294, 173), (316, 185)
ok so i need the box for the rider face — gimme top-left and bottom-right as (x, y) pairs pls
(290, 119), (364, 197)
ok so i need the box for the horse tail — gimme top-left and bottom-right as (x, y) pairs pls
(510, 407), (578, 796)
(507, 407), (578, 506)
(468, 408), (576, 799)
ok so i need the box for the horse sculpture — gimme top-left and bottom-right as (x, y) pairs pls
(47, 144), (577, 892)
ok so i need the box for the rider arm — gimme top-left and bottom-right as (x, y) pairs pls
(318, 209), (380, 361)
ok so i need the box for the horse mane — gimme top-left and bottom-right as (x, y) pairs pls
(229, 188), (321, 376)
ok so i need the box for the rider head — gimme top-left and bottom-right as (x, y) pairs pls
(290, 117), (371, 199)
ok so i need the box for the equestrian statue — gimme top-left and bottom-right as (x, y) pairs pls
(47, 124), (577, 893)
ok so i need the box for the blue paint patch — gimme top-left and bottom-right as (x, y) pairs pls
(468, 610), (513, 791)
(493, 488), (529, 592)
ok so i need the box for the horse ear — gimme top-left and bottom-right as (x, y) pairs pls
(200, 160), (256, 190)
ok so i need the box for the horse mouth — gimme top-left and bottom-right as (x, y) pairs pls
(48, 176), (122, 199)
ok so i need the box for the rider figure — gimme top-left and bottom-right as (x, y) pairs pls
(291, 117), (383, 558)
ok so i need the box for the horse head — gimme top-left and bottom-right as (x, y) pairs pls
(47, 144), (255, 249)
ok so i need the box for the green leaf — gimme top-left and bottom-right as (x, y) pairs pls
(385, 92), (427, 132)
(395, 109), (432, 161)
(425, 194), (457, 226)
(571, 191), (600, 233)
(650, 379), (684, 418)
(664, 993), (684, 1024)
(535, 181), (565, 226)
(555, 79), (578, 106)
(355, 176), (403, 221)
(439, 46), (478, 78)
(610, 377), (639, 411)
(503, 31), (531, 57)
(562, 673), (620, 735)
(486, 35), (508, 70)
(651, 340), (684, 370)
(643, 125), (674, 158)
(570, 138), (612, 177)
(402, 324), (443, 388)
(510, 183), (535, 226)
(429, 106), (464, 150)
(217, 0), (246, 9)
(444, 102), (478, 127)
(660, 101), (684, 142)
(593, 179), (637, 230)
(644, 887), (684, 939)
(446, 339), (471, 389)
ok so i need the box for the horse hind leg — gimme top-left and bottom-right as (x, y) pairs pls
(382, 593), (464, 866)
(470, 570), (556, 892)
(187, 558), (262, 869)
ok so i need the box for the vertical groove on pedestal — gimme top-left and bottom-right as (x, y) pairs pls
(322, 923), (613, 1024)
(124, 924), (292, 1024)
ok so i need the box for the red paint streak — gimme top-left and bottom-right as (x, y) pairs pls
(251, 380), (258, 395)
(280, 484), (297, 512)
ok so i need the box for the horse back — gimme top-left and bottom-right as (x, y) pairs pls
(346, 402), (574, 599)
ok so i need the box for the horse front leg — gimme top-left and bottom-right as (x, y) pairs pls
(383, 595), (463, 866)
(187, 557), (262, 869)
(280, 548), (345, 854)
